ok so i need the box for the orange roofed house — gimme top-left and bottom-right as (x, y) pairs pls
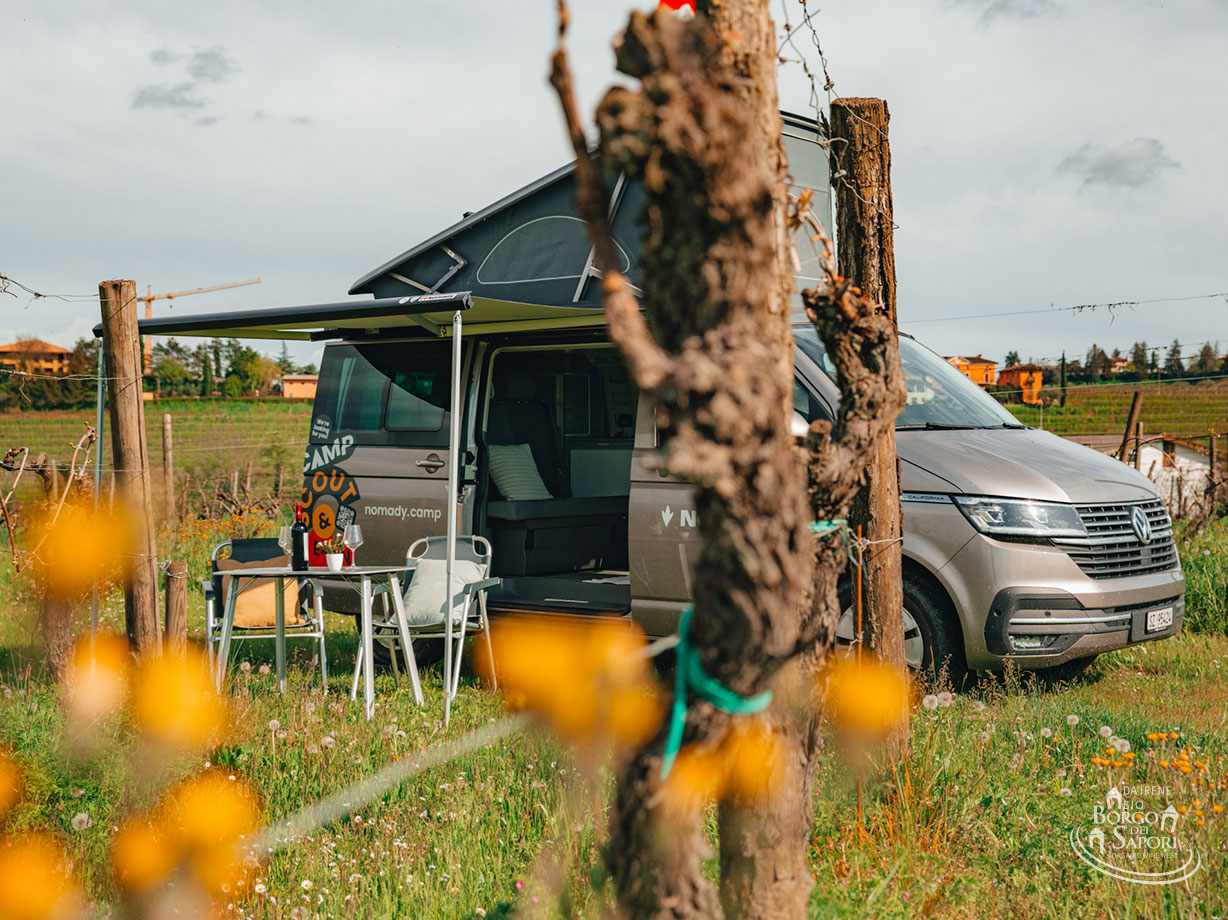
(998, 363), (1046, 405)
(279, 373), (318, 399)
(946, 355), (996, 386)
(0, 339), (70, 376)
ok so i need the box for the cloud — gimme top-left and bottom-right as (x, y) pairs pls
(194, 115), (222, 127)
(954, 0), (1059, 23)
(186, 46), (239, 83)
(287, 115), (313, 125)
(1058, 138), (1181, 188)
(150, 48), (182, 66)
(131, 82), (207, 110)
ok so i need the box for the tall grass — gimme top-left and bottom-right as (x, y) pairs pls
(5, 630), (1224, 919)
(1176, 519), (1228, 635)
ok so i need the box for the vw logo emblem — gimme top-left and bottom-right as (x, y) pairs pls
(1131, 506), (1153, 545)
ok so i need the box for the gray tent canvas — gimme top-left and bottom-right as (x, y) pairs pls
(350, 112), (833, 311)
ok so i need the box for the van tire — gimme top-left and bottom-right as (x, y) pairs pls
(837, 573), (966, 685)
(905, 574), (967, 686)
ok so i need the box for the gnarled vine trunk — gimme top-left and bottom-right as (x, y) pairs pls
(551, 3), (905, 918)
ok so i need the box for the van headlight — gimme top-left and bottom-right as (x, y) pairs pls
(952, 496), (1087, 538)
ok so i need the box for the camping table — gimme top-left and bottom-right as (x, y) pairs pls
(213, 564), (419, 718)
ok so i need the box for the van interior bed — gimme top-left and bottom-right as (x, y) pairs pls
(479, 347), (635, 615)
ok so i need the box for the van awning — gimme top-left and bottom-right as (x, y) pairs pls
(94, 291), (605, 341)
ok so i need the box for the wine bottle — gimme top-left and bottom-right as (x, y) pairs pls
(290, 503), (309, 571)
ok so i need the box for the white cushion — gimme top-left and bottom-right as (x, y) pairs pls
(487, 443), (552, 501)
(402, 558), (485, 627)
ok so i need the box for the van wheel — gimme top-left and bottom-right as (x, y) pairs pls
(837, 575), (966, 682)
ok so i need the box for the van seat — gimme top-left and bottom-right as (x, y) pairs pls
(488, 372), (565, 496)
(485, 496), (628, 577)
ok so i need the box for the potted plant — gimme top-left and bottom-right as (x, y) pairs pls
(318, 534), (347, 571)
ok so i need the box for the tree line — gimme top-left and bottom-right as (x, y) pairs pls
(1003, 339), (1226, 384)
(0, 338), (315, 410)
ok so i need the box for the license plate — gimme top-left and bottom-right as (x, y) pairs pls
(1146, 606), (1174, 633)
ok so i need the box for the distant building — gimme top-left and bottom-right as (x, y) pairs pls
(998, 363), (1046, 405)
(0, 339), (71, 376)
(279, 373), (318, 399)
(946, 355), (997, 386)
(1109, 355), (1130, 375)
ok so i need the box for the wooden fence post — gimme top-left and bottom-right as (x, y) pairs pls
(1210, 433), (1219, 505)
(1117, 391), (1142, 461)
(1134, 421), (1143, 470)
(830, 97), (909, 753)
(164, 561), (187, 653)
(99, 279), (161, 654)
(162, 413), (176, 526)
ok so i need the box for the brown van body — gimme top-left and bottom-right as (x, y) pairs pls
(301, 324), (1185, 673)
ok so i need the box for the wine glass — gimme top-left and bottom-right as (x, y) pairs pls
(278, 525), (292, 557)
(344, 524), (364, 564)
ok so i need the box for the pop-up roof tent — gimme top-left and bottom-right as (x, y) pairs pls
(106, 111), (829, 344)
(348, 111), (832, 313)
(101, 111), (830, 720)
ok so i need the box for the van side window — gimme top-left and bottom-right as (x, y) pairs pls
(386, 371), (446, 431)
(311, 343), (454, 447)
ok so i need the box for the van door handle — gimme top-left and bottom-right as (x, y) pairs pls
(416, 454), (445, 472)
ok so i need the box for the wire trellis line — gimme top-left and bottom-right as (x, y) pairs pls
(904, 291), (1228, 326)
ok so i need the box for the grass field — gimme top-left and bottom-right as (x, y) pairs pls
(1001, 379), (1228, 439)
(0, 398), (313, 505)
(1, 521), (1226, 918)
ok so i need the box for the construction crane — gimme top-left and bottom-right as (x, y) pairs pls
(139, 278), (261, 372)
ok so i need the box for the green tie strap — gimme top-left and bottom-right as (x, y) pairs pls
(810, 517), (847, 537)
(659, 605), (774, 781)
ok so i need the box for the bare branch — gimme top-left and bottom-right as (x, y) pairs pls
(549, 1), (674, 394)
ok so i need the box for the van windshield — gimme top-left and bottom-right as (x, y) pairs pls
(793, 327), (1022, 429)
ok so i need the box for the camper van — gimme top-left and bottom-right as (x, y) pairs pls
(299, 318), (1184, 677)
(127, 113), (1184, 676)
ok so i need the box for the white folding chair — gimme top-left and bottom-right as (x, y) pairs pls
(351, 535), (499, 704)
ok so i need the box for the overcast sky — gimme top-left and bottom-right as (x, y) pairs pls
(2, 0), (1225, 368)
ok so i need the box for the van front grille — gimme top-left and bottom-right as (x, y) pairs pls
(1052, 500), (1179, 580)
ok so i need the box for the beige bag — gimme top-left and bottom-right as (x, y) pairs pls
(216, 557), (304, 628)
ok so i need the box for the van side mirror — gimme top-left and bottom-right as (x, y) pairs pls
(791, 411), (810, 440)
